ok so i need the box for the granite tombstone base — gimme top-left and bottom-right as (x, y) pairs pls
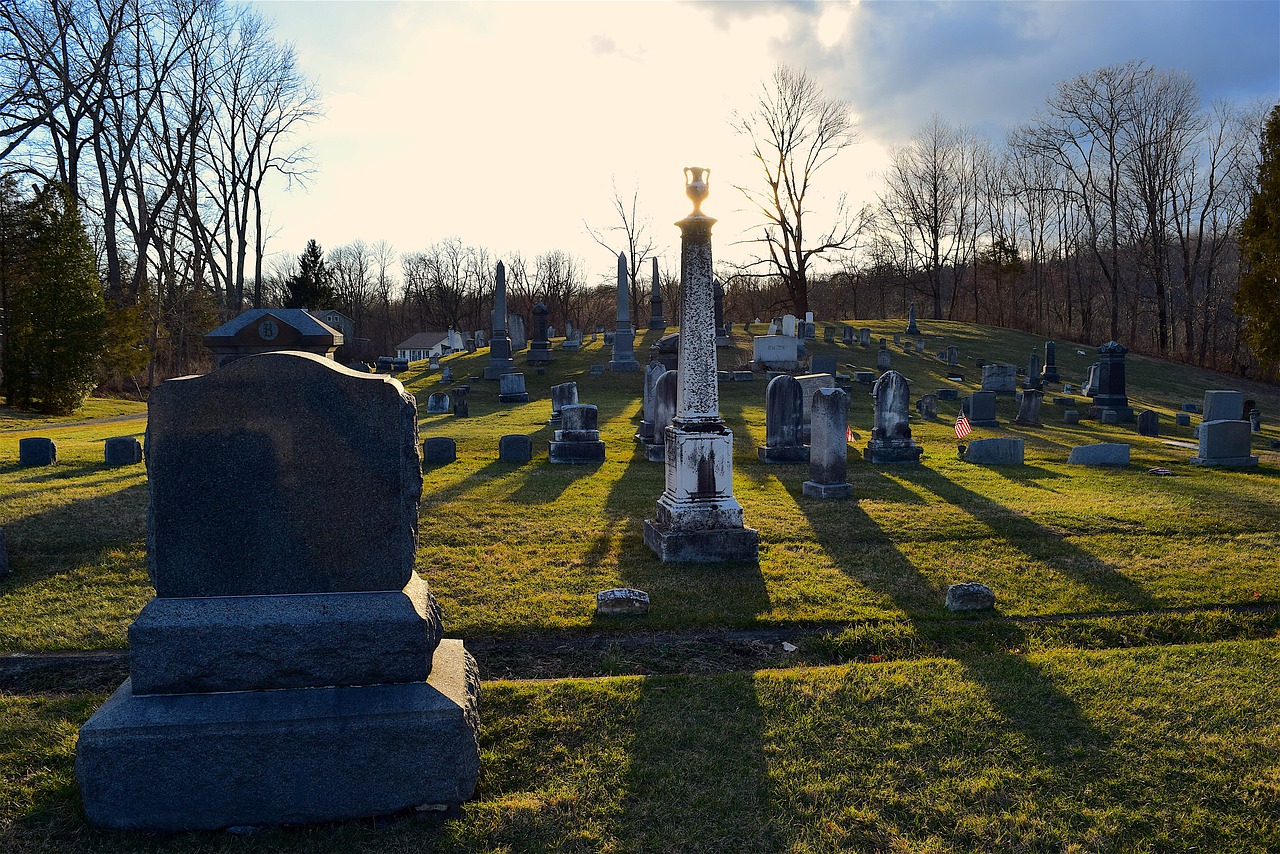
(76, 640), (479, 832)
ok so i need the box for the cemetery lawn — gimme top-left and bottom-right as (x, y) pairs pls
(2, 322), (1279, 848)
(2, 639), (1278, 851)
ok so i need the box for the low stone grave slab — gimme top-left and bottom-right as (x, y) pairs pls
(962, 437), (1024, 465)
(946, 582), (995, 612)
(1067, 443), (1130, 466)
(422, 437), (456, 465)
(104, 436), (143, 466)
(18, 437), (56, 466)
(498, 434), (532, 463)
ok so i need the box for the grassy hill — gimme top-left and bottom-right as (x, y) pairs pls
(0, 320), (1277, 851)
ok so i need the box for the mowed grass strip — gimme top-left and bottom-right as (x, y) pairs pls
(2, 639), (1277, 852)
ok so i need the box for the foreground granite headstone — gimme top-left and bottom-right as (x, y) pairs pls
(549, 381), (579, 424)
(75, 351), (480, 831)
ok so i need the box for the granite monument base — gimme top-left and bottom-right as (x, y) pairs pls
(1189, 454), (1258, 467)
(76, 640), (480, 832)
(801, 480), (852, 499)
(757, 444), (810, 463)
(127, 578), (441, 695)
(862, 440), (923, 464)
(641, 519), (759, 563)
(548, 439), (606, 463)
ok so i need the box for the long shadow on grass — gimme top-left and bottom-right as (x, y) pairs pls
(0, 482), (148, 589)
(957, 647), (1113, 784)
(618, 673), (779, 852)
(600, 442), (772, 626)
(420, 457), (521, 510)
(506, 457), (602, 505)
(790, 474), (947, 615)
(916, 468), (1159, 610)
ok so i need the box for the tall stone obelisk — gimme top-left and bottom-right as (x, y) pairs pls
(643, 167), (758, 563)
(609, 251), (641, 371)
(483, 262), (515, 379)
(648, 257), (665, 330)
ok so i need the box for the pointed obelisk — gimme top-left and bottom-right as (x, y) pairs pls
(643, 167), (758, 562)
(609, 252), (641, 371)
(648, 256), (665, 330)
(483, 261), (515, 379)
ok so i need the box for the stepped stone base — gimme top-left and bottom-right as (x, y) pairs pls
(802, 481), (852, 499)
(757, 445), (810, 463)
(76, 640), (480, 832)
(1189, 455), (1258, 467)
(642, 519), (759, 563)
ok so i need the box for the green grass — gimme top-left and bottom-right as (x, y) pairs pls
(1, 322), (1279, 848)
(2, 640), (1277, 851)
(2, 325), (1279, 647)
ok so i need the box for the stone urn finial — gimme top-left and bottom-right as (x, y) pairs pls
(685, 166), (710, 215)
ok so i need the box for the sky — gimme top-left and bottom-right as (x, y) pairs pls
(248, 0), (1280, 280)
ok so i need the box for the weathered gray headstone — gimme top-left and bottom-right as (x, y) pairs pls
(104, 436), (143, 466)
(1063, 409), (1080, 425)
(946, 582), (995, 612)
(966, 391), (999, 428)
(864, 371), (922, 464)
(1174, 412), (1191, 427)
(498, 434), (532, 463)
(1190, 420), (1258, 467)
(916, 394), (939, 421)
(1041, 341), (1060, 384)
(905, 301), (920, 335)
(962, 437), (1024, 465)
(946, 345), (959, 367)
(1013, 389), (1043, 427)
(810, 354), (838, 377)
(981, 364), (1017, 394)
(17, 437), (55, 467)
(647, 369), (678, 463)
(498, 373), (529, 403)
(596, 588), (650, 617)
(637, 363), (667, 441)
(549, 404), (606, 463)
(423, 436), (457, 465)
(875, 348), (892, 371)
(527, 302), (553, 364)
(1202, 390), (1244, 422)
(803, 388), (852, 499)
(859, 327), (871, 347)
(1137, 410), (1159, 437)
(1093, 341), (1134, 421)
(452, 385), (469, 417)
(425, 392), (450, 414)
(753, 335), (803, 371)
(76, 352), (479, 831)
(549, 381), (579, 425)
(759, 375), (809, 463)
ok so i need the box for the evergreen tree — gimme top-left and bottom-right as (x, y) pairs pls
(283, 239), (336, 309)
(1, 181), (108, 414)
(1237, 104), (1280, 376)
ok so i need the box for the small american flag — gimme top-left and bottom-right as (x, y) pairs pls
(954, 412), (973, 439)
(846, 425), (855, 443)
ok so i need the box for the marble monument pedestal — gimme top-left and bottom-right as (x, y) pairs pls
(642, 427), (759, 562)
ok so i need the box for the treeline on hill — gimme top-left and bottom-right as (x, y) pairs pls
(0, 0), (1275, 404)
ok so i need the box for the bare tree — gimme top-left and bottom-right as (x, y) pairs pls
(730, 64), (865, 317)
(584, 178), (656, 321)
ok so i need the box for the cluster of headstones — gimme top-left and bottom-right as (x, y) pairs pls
(422, 381), (605, 466)
(13, 436), (143, 468)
